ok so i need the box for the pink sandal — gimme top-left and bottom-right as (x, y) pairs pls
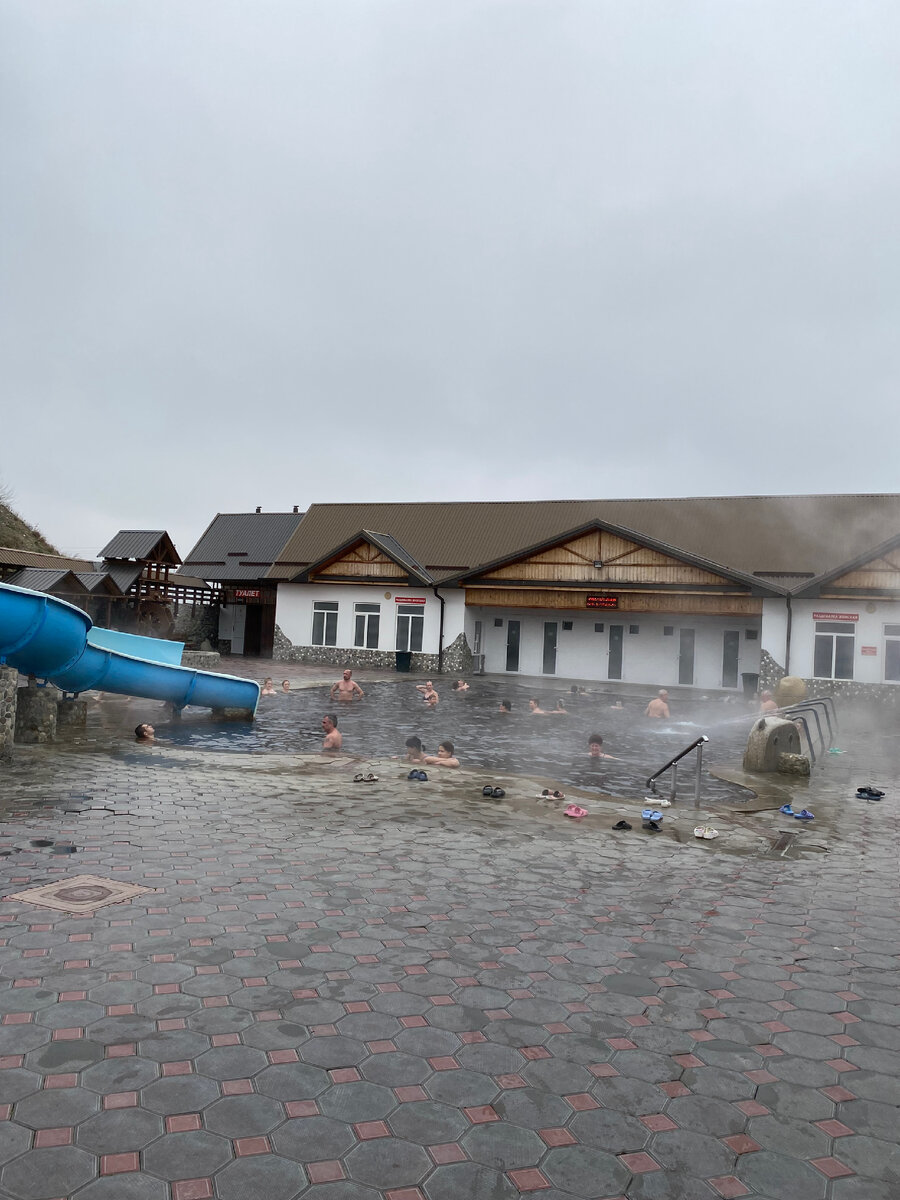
(564, 804), (588, 819)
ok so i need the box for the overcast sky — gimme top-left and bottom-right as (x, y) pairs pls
(2, 0), (898, 559)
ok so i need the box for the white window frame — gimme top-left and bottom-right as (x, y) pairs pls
(396, 605), (424, 652)
(312, 601), (338, 647)
(884, 624), (900, 682)
(354, 603), (381, 649)
(813, 621), (855, 680)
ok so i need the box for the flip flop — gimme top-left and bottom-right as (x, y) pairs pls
(794, 809), (814, 820)
(642, 808), (653, 821)
(564, 804), (588, 818)
(417, 771), (428, 781)
(650, 811), (663, 823)
(364, 773), (378, 782)
(353, 774), (365, 782)
(779, 804), (794, 815)
(857, 786), (885, 798)
(483, 786), (495, 797)
(612, 820), (632, 831)
(656, 798), (672, 808)
(643, 820), (661, 832)
(492, 788), (506, 798)
(693, 826), (719, 840)
(407, 770), (419, 780)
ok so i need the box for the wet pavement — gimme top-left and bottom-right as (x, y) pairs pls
(0, 683), (898, 1200)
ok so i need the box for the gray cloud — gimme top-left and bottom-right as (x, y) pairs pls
(2, 0), (898, 556)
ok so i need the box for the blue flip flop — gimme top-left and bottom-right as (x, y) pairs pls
(779, 804), (794, 815)
(642, 808), (653, 821)
(794, 809), (814, 820)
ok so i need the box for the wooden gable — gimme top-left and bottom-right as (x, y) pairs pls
(313, 539), (408, 581)
(822, 546), (900, 595)
(472, 528), (739, 590)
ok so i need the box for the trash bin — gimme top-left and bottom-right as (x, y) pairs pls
(395, 651), (412, 673)
(741, 672), (760, 697)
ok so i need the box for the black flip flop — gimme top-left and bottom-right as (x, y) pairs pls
(642, 820), (661, 832)
(612, 820), (632, 831)
(491, 788), (505, 798)
(482, 785), (495, 797)
(857, 786), (885, 798)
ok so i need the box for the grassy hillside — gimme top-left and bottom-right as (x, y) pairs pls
(0, 489), (59, 553)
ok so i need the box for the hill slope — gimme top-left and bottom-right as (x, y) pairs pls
(0, 493), (58, 554)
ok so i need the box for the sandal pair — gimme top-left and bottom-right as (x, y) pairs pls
(353, 773), (378, 783)
(693, 826), (719, 840)
(482, 785), (506, 798)
(407, 770), (428, 781)
(564, 804), (588, 818)
(540, 789), (566, 800)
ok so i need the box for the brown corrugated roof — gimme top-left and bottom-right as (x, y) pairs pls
(0, 547), (94, 572)
(268, 495), (900, 583)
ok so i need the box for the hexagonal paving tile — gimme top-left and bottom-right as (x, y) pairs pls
(76, 1107), (164, 1154)
(273, 1116), (357, 1162)
(542, 1144), (631, 1198)
(2, 1146), (97, 1200)
(462, 1121), (546, 1169)
(142, 1129), (233, 1180)
(345, 1137), (431, 1189)
(14, 1086), (100, 1129)
(389, 1100), (469, 1145)
(216, 1154), (307, 1200)
(204, 1094), (285, 1137)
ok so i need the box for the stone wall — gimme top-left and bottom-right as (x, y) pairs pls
(273, 626), (473, 676)
(172, 604), (220, 651)
(0, 667), (16, 760)
(760, 649), (900, 707)
(759, 650), (788, 691)
(181, 650), (222, 671)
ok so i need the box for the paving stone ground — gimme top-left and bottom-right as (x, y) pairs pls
(0, 693), (898, 1200)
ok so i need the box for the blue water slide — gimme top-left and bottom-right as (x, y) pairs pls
(0, 582), (259, 714)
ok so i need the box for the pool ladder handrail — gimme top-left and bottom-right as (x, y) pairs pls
(770, 696), (838, 765)
(646, 735), (709, 808)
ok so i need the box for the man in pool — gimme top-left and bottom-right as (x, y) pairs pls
(588, 733), (617, 759)
(645, 689), (670, 718)
(134, 723), (156, 742)
(331, 669), (365, 702)
(423, 740), (459, 768)
(403, 735), (425, 762)
(321, 714), (343, 752)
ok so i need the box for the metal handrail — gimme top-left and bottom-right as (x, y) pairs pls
(776, 697), (838, 758)
(646, 735), (709, 808)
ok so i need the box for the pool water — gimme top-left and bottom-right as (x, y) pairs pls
(134, 679), (761, 805)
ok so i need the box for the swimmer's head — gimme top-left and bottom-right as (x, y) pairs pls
(438, 740), (454, 757)
(282, 680), (290, 691)
(322, 714), (338, 732)
(343, 670), (352, 680)
(135, 723), (154, 740)
(588, 733), (604, 756)
(405, 735), (422, 751)
(499, 699), (512, 712)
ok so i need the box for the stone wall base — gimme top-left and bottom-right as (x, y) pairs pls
(760, 651), (900, 706)
(182, 650), (222, 671)
(273, 627), (474, 676)
(0, 666), (16, 760)
(14, 681), (60, 744)
(57, 698), (87, 730)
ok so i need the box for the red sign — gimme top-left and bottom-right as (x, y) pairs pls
(812, 612), (858, 622)
(861, 646), (877, 655)
(395, 596), (426, 605)
(234, 588), (261, 601)
(586, 595), (618, 609)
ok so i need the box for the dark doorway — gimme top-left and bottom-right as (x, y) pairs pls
(241, 603), (276, 658)
(542, 622), (558, 674)
(679, 628), (695, 685)
(722, 630), (740, 688)
(608, 625), (624, 680)
(506, 620), (521, 672)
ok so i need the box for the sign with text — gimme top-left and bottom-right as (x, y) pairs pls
(861, 646), (877, 655)
(234, 588), (261, 601)
(812, 612), (858, 622)
(586, 595), (619, 609)
(395, 596), (426, 605)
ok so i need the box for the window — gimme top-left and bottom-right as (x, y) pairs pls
(745, 629), (759, 640)
(312, 601), (338, 647)
(814, 621), (855, 680)
(663, 626), (674, 636)
(885, 625), (900, 682)
(354, 603), (380, 649)
(397, 605), (424, 652)
(494, 618), (504, 627)
(593, 623), (604, 633)
(562, 621), (573, 631)
(629, 625), (640, 635)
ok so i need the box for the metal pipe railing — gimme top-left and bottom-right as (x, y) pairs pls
(646, 735), (709, 808)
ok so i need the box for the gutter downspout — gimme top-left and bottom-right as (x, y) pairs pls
(784, 594), (792, 675)
(432, 586), (445, 674)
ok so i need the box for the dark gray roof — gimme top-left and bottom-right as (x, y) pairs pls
(104, 563), (144, 592)
(75, 572), (121, 594)
(181, 511), (306, 582)
(363, 532), (433, 583)
(99, 530), (180, 563)
(5, 568), (82, 592)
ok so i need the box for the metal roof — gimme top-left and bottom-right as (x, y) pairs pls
(181, 512), (306, 582)
(4, 568), (83, 592)
(104, 563), (144, 592)
(99, 531), (181, 563)
(74, 572), (122, 594)
(268, 495), (900, 584)
(0, 546), (94, 572)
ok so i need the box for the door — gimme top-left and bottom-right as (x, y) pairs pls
(506, 620), (521, 672)
(542, 622), (558, 674)
(243, 604), (263, 656)
(679, 628), (695, 685)
(722, 630), (740, 688)
(608, 625), (624, 680)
